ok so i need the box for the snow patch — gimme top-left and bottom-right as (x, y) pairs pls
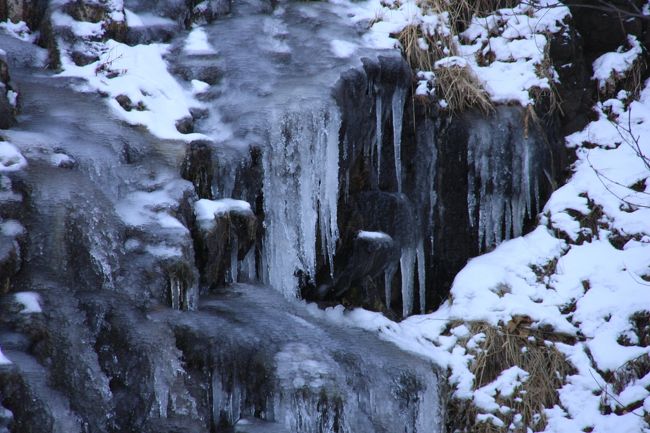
(14, 292), (42, 314)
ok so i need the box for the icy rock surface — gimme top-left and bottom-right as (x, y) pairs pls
(0, 1), (446, 431)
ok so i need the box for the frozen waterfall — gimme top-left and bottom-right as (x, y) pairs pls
(262, 102), (341, 297)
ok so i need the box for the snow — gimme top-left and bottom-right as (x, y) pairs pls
(0, 348), (10, 365)
(593, 36), (643, 90)
(184, 27), (216, 55)
(306, 42), (650, 432)
(357, 230), (391, 241)
(0, 141), (27, 173)
(343, 0), (569, 106)
(1, 219), (24, 237)
(194, 198), (253, 229)
(14, 292), (42, 314)
(0, 20), (36, 42)
(124, 9), (175, 28)
(330, 39), (357, 58)
(57, 40), (208, 142)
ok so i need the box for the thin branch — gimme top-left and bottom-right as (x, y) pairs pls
(588, 369), (645, 418)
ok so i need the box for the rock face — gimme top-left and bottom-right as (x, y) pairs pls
(0, 51), (17, 129)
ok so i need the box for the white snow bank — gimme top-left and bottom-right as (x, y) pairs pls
(310, 54), (650, 433)
(0, 20), (36, 42)
(115, 179), (191, 231)
(58, 40), (208, 142)
(194, 198), (252, 229)
(0, 141), (27, 173)
(14, 292), (42, 314)
(342, 0), (569, 106)
(593, 36), (643, 90)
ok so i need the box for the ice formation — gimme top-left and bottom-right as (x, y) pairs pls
(262, 103), (341, 297)
(467, 110), (540, 250)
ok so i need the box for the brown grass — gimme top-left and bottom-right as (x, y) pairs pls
(434, 64), (493, 114)
(448, 320), (575, 433)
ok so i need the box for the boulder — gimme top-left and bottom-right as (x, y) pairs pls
(192, 199), (257, 288)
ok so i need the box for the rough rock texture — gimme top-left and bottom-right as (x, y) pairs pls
(192, 206), (257, 289)
(0, 0), (48, 29)
(0, 52), (16, 129)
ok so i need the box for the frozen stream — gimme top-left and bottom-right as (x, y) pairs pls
(0, 0), (445, 431)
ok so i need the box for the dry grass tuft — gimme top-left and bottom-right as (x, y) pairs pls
(434, 64), (493, 114)
(448, 320), (575, 433)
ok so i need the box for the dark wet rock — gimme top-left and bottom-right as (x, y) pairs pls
(70, 50), (98, 67)
(191, 0), (232, 24)
(175, 116), (194, 134)
(192, 201), (257, 289)
(0, 0), (48, 29)
(0, 401), (12, 433)
(319, 231), (400, 305)
(182, 140), (214, 199)
(115, 94), (133, 111)
(0, 237), (21, 294)
(548, 17), (593, 135)
(0, 54), (17, 128)
(0, 90), (14, 130)
(567, 0), (647, 59)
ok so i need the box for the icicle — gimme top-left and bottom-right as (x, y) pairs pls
(391, 87), (406, 193)
(240, 248), (256, 281)
(228, 236), (238, 283)
(376, 92), (383, 179)
(416, 239), (426, 314)
(400, 247), (415, 316)
(170, 278), (180, 310)
(262, 103), (341, 297)
(384, 262), (397, 309)
(212, 369), (223, 428)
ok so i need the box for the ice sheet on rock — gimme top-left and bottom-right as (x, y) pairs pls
(14, 292), (42, 314)
(124, 9), (175, 27)
(330, 39), (357, 58)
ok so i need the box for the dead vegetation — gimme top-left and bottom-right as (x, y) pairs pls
(447, 319), (575, 433)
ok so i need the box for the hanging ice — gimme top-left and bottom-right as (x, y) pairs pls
(400, 247), (415, 316)
(466, 109), (540, 251)
(375, 92), (383, 178)
(391, 86), (406, 193)
(262, 102), (341, 297)
(384, 262), (397, 309)
(416, 239), (426, 314)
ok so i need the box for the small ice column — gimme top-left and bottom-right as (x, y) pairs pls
(239, 248), (256, 281)
(400, 247), (415, 316)
(376, 92), (383, 178)
(262, 102), (341, 297)
(384, 262), (398, 309)
(228, 236), (238, 283)
(391, 86), (406, 193)
(416, 239), (426, 314)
